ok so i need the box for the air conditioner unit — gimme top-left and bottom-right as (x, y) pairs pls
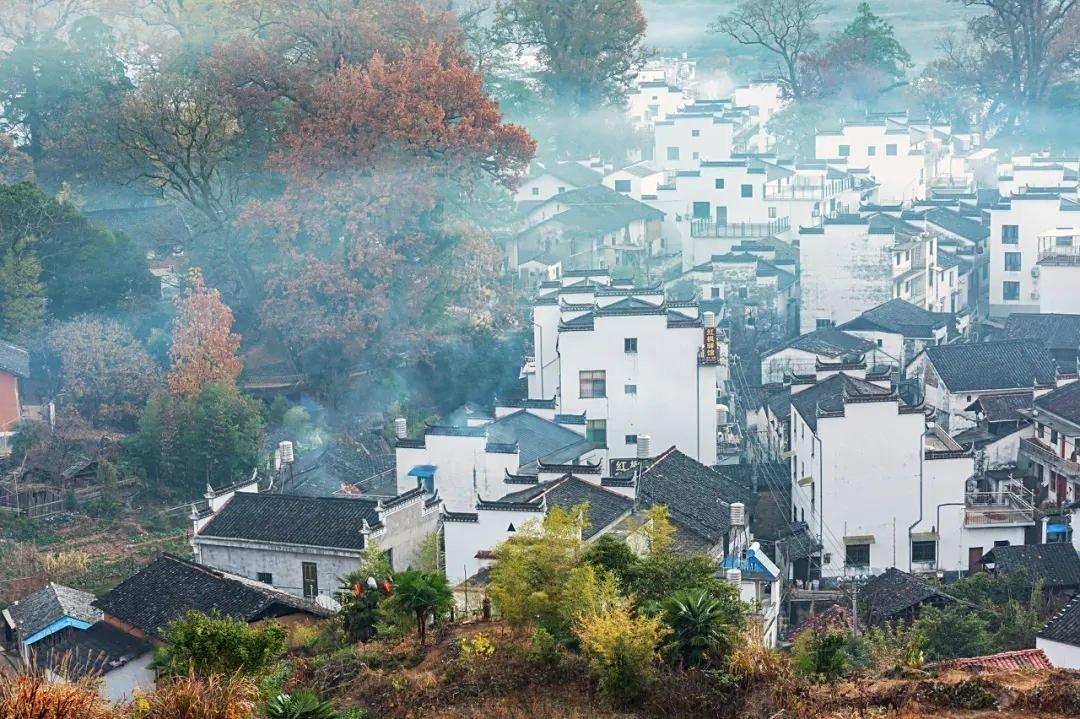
(1031, 266), (1040, 278)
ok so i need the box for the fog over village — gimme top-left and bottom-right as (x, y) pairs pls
(0, 1), (1079, 717)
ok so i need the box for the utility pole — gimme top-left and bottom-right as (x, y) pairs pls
(851, 581), (860, 638)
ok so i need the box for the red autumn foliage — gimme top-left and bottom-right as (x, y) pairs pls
(168, 269), (244, 396)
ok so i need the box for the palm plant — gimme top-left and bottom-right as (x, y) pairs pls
(389, 569), (453, 645)
(264, 690), (338, 719)
(662, 589), (739, 668)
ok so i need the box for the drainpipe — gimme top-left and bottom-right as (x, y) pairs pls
(907, 425), (933, 572)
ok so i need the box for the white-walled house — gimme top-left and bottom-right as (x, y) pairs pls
(732, 82), (785, 153)
(1038, 595), (1080, 669)
(626, 81), (688, 128)
(515, 160), (603, 204)
(839, 298), (958, 368)
(1034, 228), (1080, 314)
(760, 328), (879, 383)
(986, 190), (1080, 319)
(788, 372), (1032, 579)
(1018, 379), (1080, 507)
(906, 339), (1060, 432)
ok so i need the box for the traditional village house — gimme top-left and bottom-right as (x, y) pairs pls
(2, 583), (100, 665)
(1018, 379), (1080, 506)
(513, 160), (603, 205)
(839, 298), (960, 369)
(760, 328), (879, 384)
(0, 341), (29, 454)
(85, 205), (192, 298)
(1031, 228), (1080, 314)
(1038, 594), (1080, 668)
(979, 543), (1080, 604)
(858, 567), (958, 626)
(626, 81), (688, 129)
(996, 154), (1079, 197)
(1002, 313), (1080, 373)
(906, 340), (1061, 432)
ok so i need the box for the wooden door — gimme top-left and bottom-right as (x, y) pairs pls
(967, 547), (983, 576)
(302, 562), (318, 598)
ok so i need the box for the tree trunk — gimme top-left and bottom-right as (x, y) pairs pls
(416, 608), (427, 645)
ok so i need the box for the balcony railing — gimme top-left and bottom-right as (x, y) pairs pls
(1020, 437), (1080, 477)
(930, 174), (977, 192)
(1037, 245), (1080, 266)
(964, 484), (1036, 527)
(764, 178), (854, 200)
(690, 217), (790, 238)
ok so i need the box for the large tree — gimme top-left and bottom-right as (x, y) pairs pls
(0, 234), (45, 339)
(493, 0), (648, 109)
(168, 269), (243, 397)
(811, 2), (911, 106)
(711, 0), (828, 100)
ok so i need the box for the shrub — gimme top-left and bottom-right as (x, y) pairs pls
(459, 632), (496, 658)
(529, 626), (562, 669)
(264, 690), (339, 719)
(793, 627), (851, 681)
(861, 622), (926, 674)
(137, 674), (259, 719)
(662, 588), (746, 669)
(913, 604), (993, 660)
(573, 604), (668, 707)
(153, 610), (287, 678)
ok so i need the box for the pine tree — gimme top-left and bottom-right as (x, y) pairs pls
(0, 235), (45, 338)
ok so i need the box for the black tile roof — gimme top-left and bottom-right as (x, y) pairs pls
(925, 207), (989, 242)
(982, 543), (1080, 590)
(94, 554), (333, 638)
(789, 373), (894, 431)
(636, 447), (755, 544)
(839, 298), (948, 338)
(1039, 593), (1080, 647)
(85, 205), (193, 248)
(4, 583), (100, 638)
(922, 340), (1058, 392)
(967, 392), (1033, 423)
(539, 185), (664, 233)
(33, 622), (152, 680)
(543, 161), (603, 188)
(485, 410), (591, 467)
(543, 476), (633, 539)
(1003, 313), (1080, 355)
(286, 445), (396, 498)
(1034, 380), (1080, 426)
(198, 493), (381, 550)
(766, 327), (875, 359)
(0, 340), (30, 378)
(860, 568), (955, 623)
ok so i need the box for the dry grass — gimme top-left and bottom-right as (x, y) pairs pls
(0, 674), (117, 719)
(136, 674), (259, 719)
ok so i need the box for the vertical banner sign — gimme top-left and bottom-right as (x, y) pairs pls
(703, 326), (718, 362)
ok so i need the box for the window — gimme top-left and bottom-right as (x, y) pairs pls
(624, 383), (637, 395)
(256, 572), (273, 584)
(1004, 252), (1022, 271)
(692, 201), (711, 220)
(768, 207), (777, 218)
(626, 434), (638, 444)
(1002, 281), (1020, 301)
(710, 287), (720, 298)
(1037, 423), (1045, 438)
(738, 286), (748, 300)
(740, 184), (753, 198)
(714, 178), (725, 189)
(876, 339), (883, 347)
(614, 179), (631, 193)
(531, 187), (539, 196)
(845, 544), (870, 568)
(886, 143), (897, 156)
(586, 419), (607, 444)
(692, 129), (700, 137)
(1051, 429), (1059, 444)
(579, 370), (606, 398)
(838, 144), (851, 157)
(911, 541), (936, 564)
(557, 186), (565, 193)
(667, 146), (680, 161)
(692, 151), (699, 160)
(816, 318), (834, 329)
(302, 562), (318, 598)
(993, 539), (1010, 547)
(1001, 224), (1019, 244)
(867, 145), (877, 156)
(1057, 235), (1074, 247)
(624, 337), (637, 354)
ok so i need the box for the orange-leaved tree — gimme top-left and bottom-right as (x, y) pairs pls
(168, 269), (243, 396)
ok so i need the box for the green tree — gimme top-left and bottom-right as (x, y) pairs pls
(662, 588), (747, 669)
(792, 626), (852, 680)
(913, 604), (994, 660)
(583, 534), (637, 577)
(622, 551), (731, 608)
(0, 234), (45, 338)
(154, 610), (286, 678)
(573, 602), (668, 707)
(813, 2), (912, 106)
(387, 569), (453, 645)
(0, 183), (155, 318)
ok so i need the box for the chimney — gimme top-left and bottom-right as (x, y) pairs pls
(636, 435), (651, 459)
(394, 417), (408, 439)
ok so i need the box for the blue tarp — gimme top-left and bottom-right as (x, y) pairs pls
(407, 465), (436, 478)
(1046, 523), (1069, 534)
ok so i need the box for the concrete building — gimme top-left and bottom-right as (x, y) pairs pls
(626, 81), (688, 129)
(1019, 379), (1080, 506)
(1038, 594), (1080, 669)
(0, 341), (29, 454)
(515, 160), (603, 205)
(986, 190), (1080, 319)
(1034, 228), (1080, 314)
(760, 328), (880, 384)
(788, 371), (1032, 579)
(839, 298), (958, 369)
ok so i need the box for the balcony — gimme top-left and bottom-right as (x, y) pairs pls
(690, 217), (790, 238)
(964, 483), (1036, 527)
(764, 177), (854, 200)
(930, 174), (977, 193)
(1037, 245), (1080, 266)
(1020, 437), (1080, 477)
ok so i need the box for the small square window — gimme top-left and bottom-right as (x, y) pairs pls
(1001, 225), (1019, 244)
(1002, 281), (1020, 301)
(886, 143), (897, 156)
(816, 319), (834, 329)
(714, 178), (725, 189)
(586, 419), (607, 444)
(579, 370), (606, 398)
(741, 184), (753, 198)
(692, 151), (699, 160)
(768, 207), (777, 218)
(531, 187), (539, 196)
(1051, 429), (1059, 443)
(614, 179), (631, 193)
(557, 186), (565, 193)
(710, 287), (720, 298)
(845, 543), (870, 567)
(1004, 252), (1022, 271)
(838, 144), (851, 157)
(256, 572), (273, 584)
(911, 541), (936, 563)
(625, 434), (638, 444)
(624, 337), (638, 353)
(624, 383), (637, 395)
(868, 146), (877, 156)
(692, 129), (700, 137)
(667, 146), (680, 161)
